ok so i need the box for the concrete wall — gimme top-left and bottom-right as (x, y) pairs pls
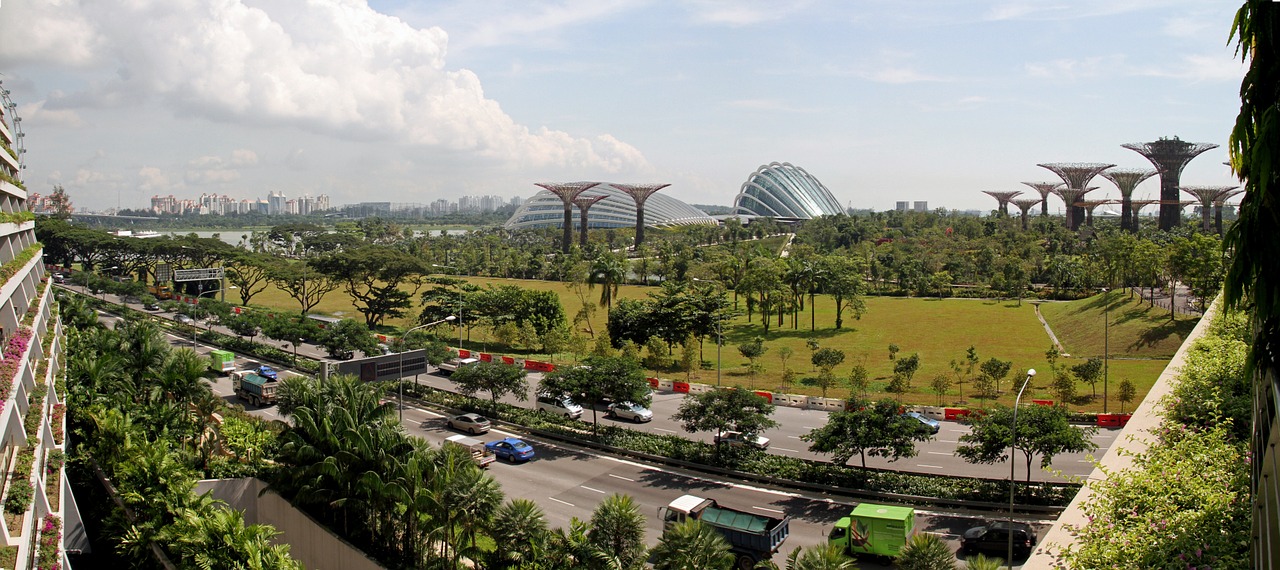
(1023, 299), (1221, 566)
(195, 478), (384, 570)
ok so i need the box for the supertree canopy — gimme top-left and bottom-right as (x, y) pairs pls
(1122, 137), (1218, 231)
(1101, 167), (1157, 232)
(1010, 198), (1041, 230)
(612, 183), (671, 248)
(535, 181), (600, 253)
(1181, 185), (1240, 234)
(1052, 186), (1099, 230)
(982, 191), (1022, 217)
(571, 193), (610, 247)
(1021, 182), (1064, 217)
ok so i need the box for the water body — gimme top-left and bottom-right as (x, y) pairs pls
(164, 229), (471, 247)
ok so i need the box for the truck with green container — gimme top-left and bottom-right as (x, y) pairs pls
(828, 503), (916, 561)
(659, 494), (790, 570)
(231, 370), (277, 407)
(208, 349), (235, 375)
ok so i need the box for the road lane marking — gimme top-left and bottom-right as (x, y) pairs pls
(773, 447), (800, 453)
(581, 486), (606, 494)
(787, 435), (801, 439)
(752, 506), (784, 514)
(948, 429), (966, 433)
(803, 426), (820, 430)
(927, 451), (953, 456)
(549, 497), (575, 507)
(938, 439), (958, 443)
(653, 428), (676, 433)
(917, 464), (945, 469)
(607, 474), (635, 482)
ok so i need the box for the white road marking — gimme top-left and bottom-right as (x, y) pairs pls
(949, 429), (967, 433)
(938, 439), (958, 443)
(752, 506), (784, 514)
(787, 435), (801, 439)
(917, 464), (945, 469)
(927, 451), (953, 456)
(1077, 460), (1093, 463)
(607, 474), (635, 482)
(549, 497), (575, 507)
(803, 426), (820, 430)
(580, 486), (606, 494)
(653, 428), (676, 433)
(773, 447), (800, 453)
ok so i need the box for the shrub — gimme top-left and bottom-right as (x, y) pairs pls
(4, 479), (32, 515)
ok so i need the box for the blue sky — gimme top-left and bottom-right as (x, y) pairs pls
(0, 1), (1243, 213)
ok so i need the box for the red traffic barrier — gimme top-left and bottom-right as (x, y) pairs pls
(479, 353), (493, 362)
(672, 381), (690, 393)
(753, 391), (773, 403)
(459, 349), (471, 358)
(647, 377), (660, 388)
(1117, 414), (1133, 427)
(377, 334), (388, 342)
(524, 360), (539, 370)
(233, 307), (241, 314)
(1096, 413), (1120, 428)
(944, 408), (964, 420)
(502, 356), (515, 365)
(1032, 399), (1054, 406)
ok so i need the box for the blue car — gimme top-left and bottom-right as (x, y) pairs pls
(903, 411), (941, 434)
(485, 438), (535, 462)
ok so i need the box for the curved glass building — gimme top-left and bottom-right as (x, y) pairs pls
(504, 184), (717, 230)
(733, 162), (843, 219)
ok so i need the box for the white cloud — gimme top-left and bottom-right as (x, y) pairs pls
(985, 0), (1165, 22)
(1143, 54), (1245, 83)
(684, 0), (812, 27)
(1025, 55), (1124, 80)
(230, 149), (259, 166)
(2, 0), (647, 173)
(16, 102), (83, 128)
(726, 99), (819, 113)
(138, 167), (170, 191)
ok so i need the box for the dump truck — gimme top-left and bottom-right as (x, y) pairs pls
(444, 434), (495, 469)
(208, 349), (235, 375)
(659, 494), (790, 570)
(438, 357), (479, 375)
(828, 503), (916, 561)
(231, 370), (278, 407)
(148, 284), (174, 300)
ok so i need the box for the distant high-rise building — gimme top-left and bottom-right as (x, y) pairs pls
(267, 191), (287, 215)
(895, 201), (910, 212)
(913, 201), (928, 212)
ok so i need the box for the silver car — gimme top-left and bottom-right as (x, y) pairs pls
(447, 413), (491, 435)
(175, 314), (195, 325)
(606, 401), (653, 423)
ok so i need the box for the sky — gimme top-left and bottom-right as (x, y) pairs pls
(0, 0), (1246, 214)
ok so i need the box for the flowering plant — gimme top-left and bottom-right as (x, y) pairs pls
(35, 513), (60, 570)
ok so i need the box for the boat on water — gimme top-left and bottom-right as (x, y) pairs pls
(110, 230), (162, 238)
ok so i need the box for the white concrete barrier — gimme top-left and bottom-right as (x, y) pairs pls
(922, 406), (945, 420)
(822, 397), (845, 411)
(688, 383), (714, 394)
(656, 379), (673, 392)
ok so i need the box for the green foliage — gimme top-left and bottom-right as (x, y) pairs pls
(1116, 378), (1136, 414)
(587, 494), (647, 570)
(893, 353), (921, 387)
(672, 387), (778, 444)
(963, 553), (1003, 570)
(1057, 428), (1249, 569)
(802, 397), (932, 468)
(315, 318), (378, 360)
(1163, 330), (1251, 442)
(955, 404), (1097, 482)
(895, 533), (956, 570)
(451, 360), (530, 408)
(3, 478), (32, 515)
(649, 519), (734, 570)
(1070, 357), (1103, 397)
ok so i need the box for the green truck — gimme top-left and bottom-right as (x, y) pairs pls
(828, 503), (916, 561)
(660, 494), (790, 570)
(208, 349), (235, 375)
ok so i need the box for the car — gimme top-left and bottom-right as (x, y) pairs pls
(961, 521), (1038, 559)
(606, 401), (653, 423)
(51, 274), (65, 284)
(903, 411), (940, 434)
(485, 437), (535, 462)
(536, 394), (584, 419)
(143, 303), (161, 311)
(714, 430), (770, 449)
(175, 314), (195, 325)
(447, 413), (491, 435)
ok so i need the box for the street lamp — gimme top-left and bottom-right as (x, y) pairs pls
(1102, 287), (1110, 414)
(397, 315), (456, 421)
(692, 278), (725, 386)
(1008, 368), (1036, 569)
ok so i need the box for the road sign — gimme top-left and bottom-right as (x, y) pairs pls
(173, 267), (224, 282)
(156, 263), (172, 283)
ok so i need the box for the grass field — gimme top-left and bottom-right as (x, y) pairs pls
(240, 277), (1186, 413)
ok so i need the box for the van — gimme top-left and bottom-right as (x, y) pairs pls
(536, 394), (584, 419)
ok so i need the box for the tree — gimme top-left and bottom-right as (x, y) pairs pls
(819, 254), (866, 330)
(225, 253), (274, 306)
(1168, 233), (1225, 312)
(587, 494), (647, 570)
(893, 353), (921, 388)
(315, 319), (379, 360)
(672, 388), (778, 449)
(770, 544), (855, 570)
(1117, 378), (1136, 414)
(888, 343), (900, 361)
(895, 533), (956, 570)
(261, 316), (322, 365)
(490, 499), (548, 569)
(802, 397), (933, 468)
(47, 185), (75, 218)
(811, 347), (846, 398)
(847, 364), (870, 400)
(451, 361), (530, 410)
(314, 245), (427, 327)
(978, 357), (1012, 395)
(777, 346), (794, 373)
(649, 519), (734, 570)
(928, 374), (952, 406)
(539, 355), (650, 433)
(1051, 371), (1078, 410)
(737, 337), (767, 388)
(589, 252), (629, 312)
(806, 339), (820, 371)
(955, 404), (1098, 482)
(1071, 357), (1104, 399)
(269, 259), (340, 314)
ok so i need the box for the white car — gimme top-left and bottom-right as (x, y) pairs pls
(536, 394), (584, 419)
(606, 401), (653, 423)
(714, 430), (770, 449)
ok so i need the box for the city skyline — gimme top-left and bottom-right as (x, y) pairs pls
(0, 1), (1244, 214)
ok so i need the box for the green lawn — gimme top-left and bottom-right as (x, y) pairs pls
(238, 279), (1184, 413)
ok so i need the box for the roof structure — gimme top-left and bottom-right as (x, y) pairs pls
(1022, 182), (1064, 217)
(1010, 198), (1041, 230)
(1101, 167), (1158, 232)
(612, 183), (671, 248)
(1122, 137), (1219, 230)
(982, 191), (1022, 217)
(571, 194), (610, 248)
(535, 182), (600, 253)
(505, 185), (715, 233)
(733, 162), (842, 220)
(1181, 185), (1240, 233)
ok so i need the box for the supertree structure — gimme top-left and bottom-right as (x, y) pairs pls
(1021, 182), (1063, 217)
(1038, 163), (1115, 228)
(612, 183), (671, 248)
(1213, 189), (1244, 236)
(571, 194), (609, 248)
(1122, 137), (1218, 231)
(1101, 167), (1157, 233)
(1010, 198), (1040, 230)
(1180, 185), (1240, 233)
(1075, 200), (1112, 227)
(1129, 199), (1159, 232)
(1051, 186), (1098, 230)
(982, 191), (1022, 217)
(535, 182), (600, 253)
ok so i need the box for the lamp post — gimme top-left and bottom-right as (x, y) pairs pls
(1102, 287), (1110, 414)
(693, 278), (725, 386)
(1009, 368), (1036, 569)
(397, 315), (456, 421)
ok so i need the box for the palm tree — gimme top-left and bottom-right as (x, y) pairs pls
(588, 494), (647, 569)
(155, 348), (210, 404)
(767, 544), (855, 570)
(963, 554), (1004, 570)
(896, 533), (957, 570)
(158, 494), (303, 569)
(589, 253), (629, 312)
(545, 518), (611, 568)
(649, 519), (735, 570)
(490, 499), (549, 569)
